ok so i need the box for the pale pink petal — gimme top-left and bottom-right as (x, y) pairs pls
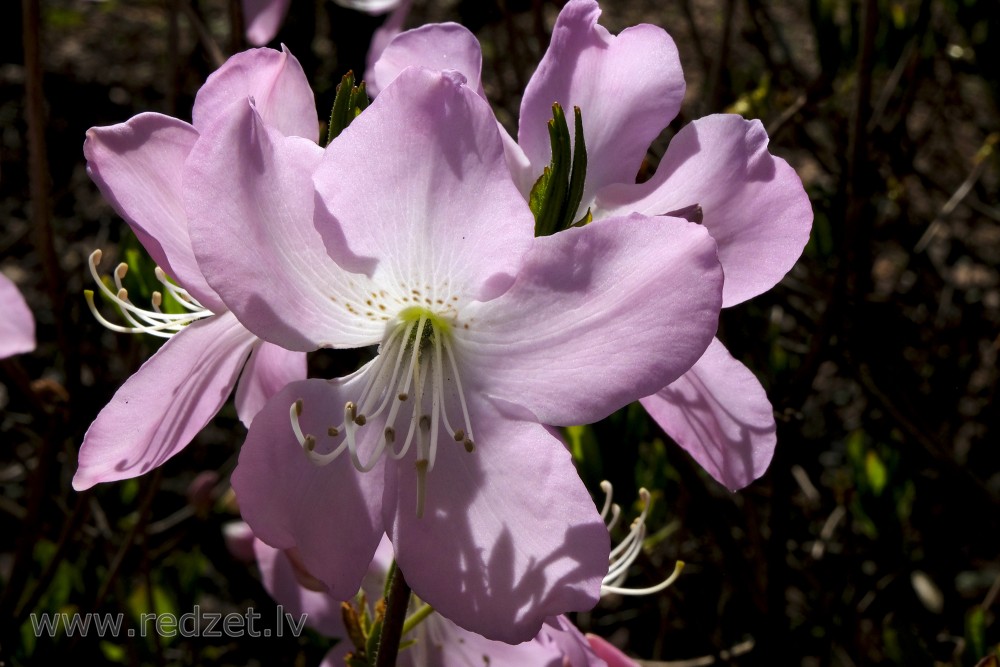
(73, 312), (255, 491)
(234, 341), (307, 427)
(192, 45), (318, 142)
(539, 616), (607, 666)
(518, 0), (684, 206)
(595, 114), (813, 307)
(402, 614), (564, 667)
(460, 214), (722, 427)
(384, 395), (609, 644)
(241, 0), (291, 46)
(255, 535), (392, 639)
(364, 0), (415, 92)
(253, 538), (346, 637)
(640, 338), (776, 491)
(187, 102), (382, 350)
(0, 273), (35, 359)
(232, 377), (385, 601)
(314, 67), (534, 303)
(585, 633), (639, 667)
(367, 23), (532, 196)
(84, 114), (224, 312)
(370, 23), (484, 97)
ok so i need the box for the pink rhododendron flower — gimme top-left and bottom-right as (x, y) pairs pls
(243, 0), (409, 47)
(372, 0), (813, 491)
(185, 65), (723, 641)
(0, 273), (35, 359)
(254, 532), (637, 666)
(73, 47), (314, 491)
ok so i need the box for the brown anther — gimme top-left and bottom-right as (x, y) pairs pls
(354, 413), (367, 426)
(327, 426), (339, 437)
(463, 438), (475, 453)
(397, 392), (408, 401)
(419, 415), (431, 431)
(453, 429), (465, 442)
(303, 434), (316, 451)
(384, 427), (396, 444)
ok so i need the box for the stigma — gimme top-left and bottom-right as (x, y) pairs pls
(84, 249), (213, 338)
(290, 307), (475, 518)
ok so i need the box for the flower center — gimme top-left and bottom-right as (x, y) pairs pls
(84, 249), (213, 337)
(291, 306), (475, 517)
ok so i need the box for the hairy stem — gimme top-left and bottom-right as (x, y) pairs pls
(374, 563), (412, 667)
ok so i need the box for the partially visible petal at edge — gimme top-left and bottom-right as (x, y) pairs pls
(73, 311), (255, 490)
(518, 0), (684, 207)
(234, 341), (307, 427)
(193, 44), (318, 142)
(84, 114), (224, 312)
(253, 538), (346, 637)
(241, 0), (291, 46)
(595, 114), (813, 307)
(188, 102), (382, 350)
(640, 338), (776, 491)
(540, 615), (606, 667)
(585, 633), (639, 667)
(403, 614), (564, 667)
(370, 23), (483, 98)
(461, 214), (722, 427)
(368, 25), (532, 200)
(232, 378), (385, 601)
(0, 273), (35, 359)
(385, 395), (608, 644)
(364, 0), (415, 92)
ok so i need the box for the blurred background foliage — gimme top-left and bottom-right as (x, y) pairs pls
(1, 0), (998, 664)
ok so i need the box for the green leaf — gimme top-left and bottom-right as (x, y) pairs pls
(571, 208), (592, 227)
(531, 104), (589, 237)
(100, 641), (128, 663)
(365, 616), (383, 664)
(534, 104), (571, 237)
(327, 72), (370, 145)
(528, 166), (553, 223)
(864, 449), (887, 496)
(967, 606), (987, 660)
(562, 106), (588, 227)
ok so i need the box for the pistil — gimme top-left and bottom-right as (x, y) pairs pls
(290, 308), (476, 518)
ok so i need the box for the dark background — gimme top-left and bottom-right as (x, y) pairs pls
(0, 0), (998, 664)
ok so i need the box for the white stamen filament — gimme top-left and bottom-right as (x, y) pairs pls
(154, 266), (204, 312)
(599, 482), (685, 597)
(599, 480), (623, 531)
(85, 250), (212, 338)
(290, 310), (476, 518)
